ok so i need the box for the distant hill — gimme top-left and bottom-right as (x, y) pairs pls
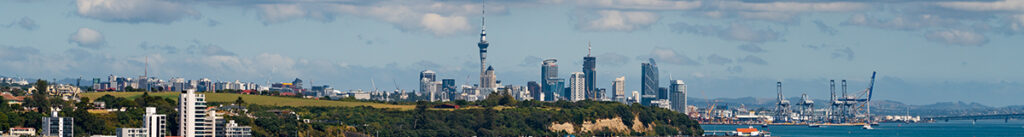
(688, 97), (1023, 116)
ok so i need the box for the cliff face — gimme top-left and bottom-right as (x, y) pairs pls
(548, 116), (653, 134)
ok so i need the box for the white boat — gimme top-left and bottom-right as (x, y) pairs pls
(732, 126), (771, 137)
(862, 124), (873, 130)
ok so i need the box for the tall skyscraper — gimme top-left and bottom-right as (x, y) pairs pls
(658, 87), (669, 100)
(583, 43), (597, 100)
(641, 58), (659, 99)
(612, 76), (625, 103)
(292, 78), (304, 90)
(198, 78), (213, 92)
(541, 59), (558, 101)
(545, 79), (564, 101)
(442, 79), (456, 101)
(527, 81), (541, 101)
(419, 70), (436, 95)
(569, 72), (585, 102)
(139, 76), (150, 91)
(422, 78), (439, 102)
(180, 89), (215, 137)
(172, 78), (186, 92)
(42, 111), (73, 137)
(670, 80), (687, 113)
(144, 107), (167, 137)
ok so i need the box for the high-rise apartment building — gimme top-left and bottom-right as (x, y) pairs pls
(42, 111), (73, 137)
(612, 76), (625, 103)
(180, 89), (215, 137)
(569, 72), (585, 102)
(670, 80), (687, 113)
(144, 107), (167, 137)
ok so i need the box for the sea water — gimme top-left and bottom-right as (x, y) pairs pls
(701, 120), (1024, 137)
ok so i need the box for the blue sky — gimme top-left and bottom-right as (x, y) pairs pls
(1, 0), (1023, 106)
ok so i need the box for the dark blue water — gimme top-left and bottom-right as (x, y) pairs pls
(702, 120), (1024, 137)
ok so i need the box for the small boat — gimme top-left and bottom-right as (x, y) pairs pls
(761, 124), (768, 128)
(808, 124), (821, 128)
(732, 126), (771, 137)
(862, 124), (874, 130)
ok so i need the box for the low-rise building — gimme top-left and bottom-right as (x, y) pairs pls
(6, 127), (36, 137)
(116, 128), (148, 137)
(0, 92), (24, 105)
(219, 120), (252, 137)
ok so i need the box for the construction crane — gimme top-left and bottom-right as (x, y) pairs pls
(370, 78), (377, 92)
(775, 82), (791, 123)
(393, 79), (401, 92)
(832, 71), (878, 123)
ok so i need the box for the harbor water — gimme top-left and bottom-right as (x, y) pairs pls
(701, 120), (1024, 137)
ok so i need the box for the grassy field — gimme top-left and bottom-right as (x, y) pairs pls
(80, 92), (415, 110)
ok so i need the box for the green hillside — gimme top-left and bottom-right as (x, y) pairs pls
(80, 92), (414, 110)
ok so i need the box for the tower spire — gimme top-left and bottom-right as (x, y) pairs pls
(587, 41), (592, 57)
(479, 0), (487, 42)
(482, 0), (486, 27)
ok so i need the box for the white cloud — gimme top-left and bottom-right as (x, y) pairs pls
(925, 29), (988, 46)
(572, 0), (701, 10)
(578, 10), (659, 32)
(937, 0), (1024, 11)
(647, 47), (701, 66)
(842, 14), (962, 31)
(597, 52), (630, 66)
(75, 0), (198, 23)
(831, 47), (855, 61)
(5, 17), (38, 30)
(669, 22), (781, 43)
(737, 55), (768, 65)
(256, 4), (310, 24)
(716, 1), (868, 12)
(68, 28), (107, 49)
(698, 1), (867, 23)
(738, 44), (766, 53)
(421, 13), (470, 36)
(706, 54), (733, 65)
(254, 2), (482, 36)
(813, 20), (837, 35)
(1011, 14), (1024, 32)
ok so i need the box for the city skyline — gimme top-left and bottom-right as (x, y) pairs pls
(2, 0), (1024, 106)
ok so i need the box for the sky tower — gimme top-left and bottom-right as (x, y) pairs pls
(477, 1), (494, 89)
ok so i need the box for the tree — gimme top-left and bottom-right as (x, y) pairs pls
(235, 97), (246, 105)
(27, 79), (51, 113)
(0, 96), (9, 112)
(0, 112), (9, 130)
(34, 79), (48, 95)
